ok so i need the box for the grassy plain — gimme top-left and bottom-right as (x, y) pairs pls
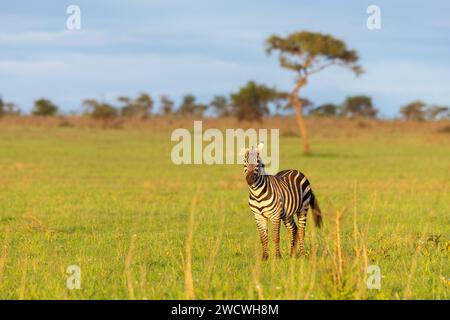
(0, 117), (448, 299)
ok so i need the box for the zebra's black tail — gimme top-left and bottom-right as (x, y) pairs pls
(310, 192), (323, 228)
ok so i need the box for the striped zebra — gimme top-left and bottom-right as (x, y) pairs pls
(241, 143), (322, 260)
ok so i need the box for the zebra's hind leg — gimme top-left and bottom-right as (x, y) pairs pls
(254, 214), (269, 260)
(284, 217), (298, 257)
(296, 210), (307, 257)
(271, 217), (282, 258)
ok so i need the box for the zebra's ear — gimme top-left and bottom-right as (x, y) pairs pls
(240, 148), (248, 157)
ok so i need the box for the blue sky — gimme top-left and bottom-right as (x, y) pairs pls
(0, 0), (449, 117)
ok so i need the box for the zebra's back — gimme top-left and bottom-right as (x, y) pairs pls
(275, 169), (312, 216)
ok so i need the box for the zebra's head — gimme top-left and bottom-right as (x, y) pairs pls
(240, 142), (265, 185)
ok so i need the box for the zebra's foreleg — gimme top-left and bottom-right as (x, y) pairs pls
(271, 217), (282, 258)
(297, 210), (307, 257)
(254, 214), (269, 260)
(284, 217), (298, 257)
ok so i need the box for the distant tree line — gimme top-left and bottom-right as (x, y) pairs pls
(0, 96), (21, 116)
(0, 90), (450, 121)
(399, 101), (449, 121)
(0, 91), (449, 122)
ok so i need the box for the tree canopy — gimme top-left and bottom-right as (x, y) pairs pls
(231, 81), (283, 122)
(400, 101), (449, 121)
(32, 98), (58, 116)
(341, 95), (378, 118)
(0, 96), (21, 116)
(160, 95), (174, 115)
(83, 99), (118, 119)
(118, 93), (153, 118)
(279, 95), (313, 114)
(427, 105), (449, 120)
(266, 31), (363, 153)
(210, 95), (232, 117)
(176, 94), (208, 117)
(266, 31), (363, 77)
(400, 100), (427, 121)
(309, 103), (339, 117)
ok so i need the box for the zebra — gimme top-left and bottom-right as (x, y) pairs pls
(240, 143), (322, 260)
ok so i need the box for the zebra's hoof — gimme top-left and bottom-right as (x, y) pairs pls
(262, 254), (269, 261)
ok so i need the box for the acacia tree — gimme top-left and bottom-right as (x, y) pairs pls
(266, 31), (363, 153)
(231, 81), (283, 122)
(176, 94), (208, 117)
(399, 100), (427, 121)
(0, 97), (21, 116)
(210, 95), (231, 117)
(4, 102), (21, 115)
(118, 93), (153, 118)
(280, 96), (313, 115)
(83, 99), (118, 119)
(310, 103), (339, 117)
(341, 95), (378, 119)
(32, 98), (59, 116)
(427, 105), (449, 120)
(160, 95), (174, 115)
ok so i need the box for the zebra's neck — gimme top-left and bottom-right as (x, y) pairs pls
(248, 173), (269, 194)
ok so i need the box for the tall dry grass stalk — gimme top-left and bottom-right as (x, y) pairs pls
(350, 181), (367, 299)
(303, 221), (318, 299)
(0, 227), (10, 287)
(317, 185), (375, 299)
(250, 239), (264, 300)
(139, 262), (148, 300)
(18, 244), (29, 300)
(403, 223), (429, 299)
(352, 181), (359, 256)
(335, 208), (344, 288)
(125, 233), (137, 300)
(296, 255), (306, 298)
(288, 252), (296, 298)
(19, 267), (27, 300)
(204, 211), (226, 298)
(184, 186), (200, 300)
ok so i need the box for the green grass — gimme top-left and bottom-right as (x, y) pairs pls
(0, 123), (448, 299)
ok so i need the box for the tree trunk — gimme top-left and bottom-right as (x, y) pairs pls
(292, 79), (310, 154)
(293, 99), (310, 154)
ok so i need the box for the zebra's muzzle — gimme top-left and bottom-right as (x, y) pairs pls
(246, 172), (255, 185)
(245, 167), (257, 185)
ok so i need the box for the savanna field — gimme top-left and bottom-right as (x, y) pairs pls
(0, 117), (448, 299)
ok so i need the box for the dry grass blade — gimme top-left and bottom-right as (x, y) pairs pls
(335, 208), (344, 287)
(185, 186), (200, 300)
(18, 244), (29, 300)
(125, 233), (137, 300)
(204, 209), (226, 298)
(403, 223), (429, 299)
(0, 227), (10, 286)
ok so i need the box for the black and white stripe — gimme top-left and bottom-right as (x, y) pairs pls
(241, 145), (322, 260)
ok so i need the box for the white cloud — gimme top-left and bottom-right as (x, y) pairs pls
(310, 60), (450, 95)
(2, 52), (449, 116)
(0, 29), (111, 46)
(0, 59), (66, 76)
(0, 52), (255, 111)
